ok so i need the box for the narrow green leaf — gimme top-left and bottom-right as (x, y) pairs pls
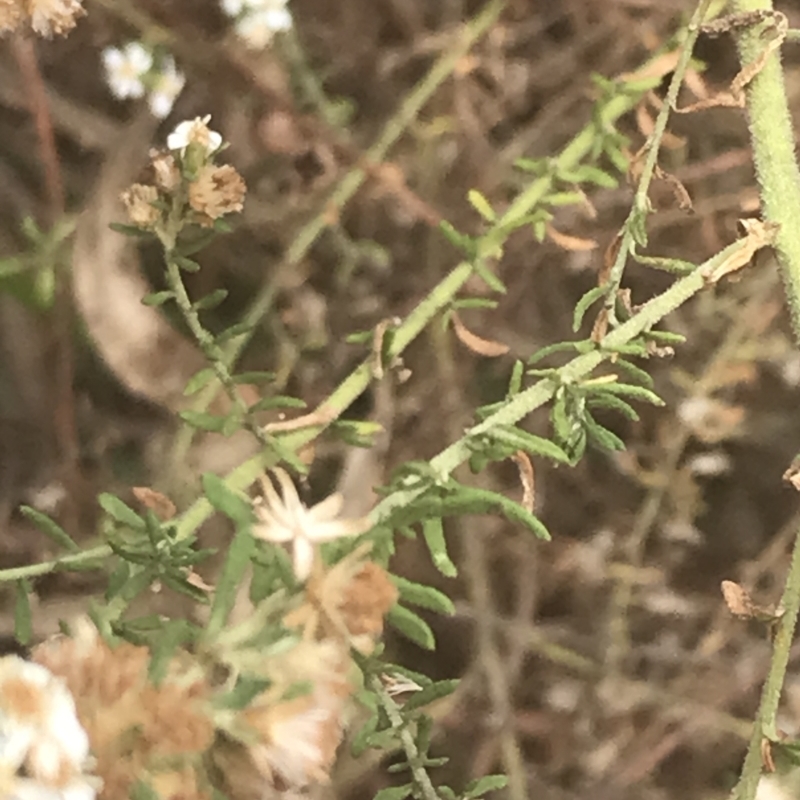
(466, 487), (551, 540)
(645, 329), (686, 345)
(233, 371), (276, 385)
(402, 679), (459, 712)
(174, 255), (201, 272)
(387, 605), (436, 650)
(544, 191), (586, 207)
(106, 560), (131, 600)
(584, 412), (626, 451)
(249, 395), (307, 412)
(183, 367), (217, 396)
(373, 786), (412, 800)
(178, 410), (227, 432)
(421, 517), (457, 578)
(573, 285), (607, 331)
(201, 473), (254, 526)
(193, 288), (229, 311)
(141, 291), (175, 307)
(98, 494), (145, 529)
(591, 382), (664, 406)
(507, 360), (524, 397)
(216, 320), (254, 343)
(587, 393), (640, 421)
(206, 526), (255, 639)
(452, 298), (499, 311)
(439, 221), (476, 256)
(528, 339), (593, 365)
(108, 222), (152, 238)
(391, 576), (455, 616)
(148, 620), (195, 685)
(613, 358), (654, 389)
(467, 189), (497, 222)
(464, 775), (510, 798)
(487, 426), (572, 464)
(472, 260), (506, 294)
(14, 580), (32, 645)
(19, 506), (78, 552)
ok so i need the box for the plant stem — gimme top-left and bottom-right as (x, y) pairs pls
(0, 231), (765, 583)
(732, 521), (800, 799)
(604, 0), (712, 324)
(370, 675), (441, 800)
(732, 0), (800, 341)
(170, 0), (507, 466)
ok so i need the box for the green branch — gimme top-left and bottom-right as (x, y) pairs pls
(732, 0), (800, 341)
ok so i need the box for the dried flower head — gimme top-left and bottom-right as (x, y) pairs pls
(188, 164), (246, 222)
(252, 469), (372, 582)
(28, 0), (85, 36)
(215, 640), (354, 795)
(33, 621), (214, 800)
(0, 0), (26, 34)
(148, 149), (181, 194)
(120, 183), (160, 229)
(285, 543), (398, 651)
(0, 655), (97, 799)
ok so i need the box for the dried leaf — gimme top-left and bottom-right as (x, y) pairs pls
(546, 224), (598, 252)
(721, 580), (755, 618)
(451, 312), (509, 357)
(132, 487), (177, 521)
(599, 231), (623, 286)
(677, 12), (787, 113)
(591, 307), (609, 344)
(783, 458), (800, 491)
(511, 450), (535, 512)
(655, 166), (693, 211)
(762, 737), (776, 773)
(700, 219), (779, 284)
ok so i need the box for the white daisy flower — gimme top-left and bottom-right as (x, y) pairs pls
(234, 2), (292, 49)
(252, 469), (371, 581)
(166, 115), (223, 154)
(148, 56), (186, 119)
(102, 42), (152, 100)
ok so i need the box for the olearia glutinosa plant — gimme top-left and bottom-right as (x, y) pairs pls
(5, 0), (800, 799)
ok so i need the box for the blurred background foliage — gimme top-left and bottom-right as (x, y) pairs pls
(4, 1), (800, 798)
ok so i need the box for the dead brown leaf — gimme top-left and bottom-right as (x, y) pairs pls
(721, 580), (755, 618)
(546, 224), (598, 252)
(511, 450), (535, 512)
(700, 219), (778, 284)
(451, 312), (509, 357)
(132, 486), (177, 521)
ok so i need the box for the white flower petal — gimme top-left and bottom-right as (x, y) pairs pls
(292, 538), (315, 582)
(307, 492), (344, 522)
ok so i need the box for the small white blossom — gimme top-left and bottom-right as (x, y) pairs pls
(252, 469), (371, 581)
(234, 4), (292, 49)
(166, 115), (223, 154)
(0, 656), (95, 798)
(102, 42), (152, 100)
(148, 56), (186, 119)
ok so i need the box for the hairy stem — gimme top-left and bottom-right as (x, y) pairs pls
(733, 522), (800, 799)
(732, 0), (800, 340)
(604, 0), (712, 324)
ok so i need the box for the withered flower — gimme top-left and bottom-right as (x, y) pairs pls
(188, 164), (246, 222)
(121, 183), (160, 230)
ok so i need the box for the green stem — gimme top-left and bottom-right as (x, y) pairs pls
(0, 232), (763, 583)
(604, 0), (712, 324)
(732, 0), (800, 342)
(370, 675), (441, 800)
(733, 522), (800, 799)
(170, 0), (508, 466)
